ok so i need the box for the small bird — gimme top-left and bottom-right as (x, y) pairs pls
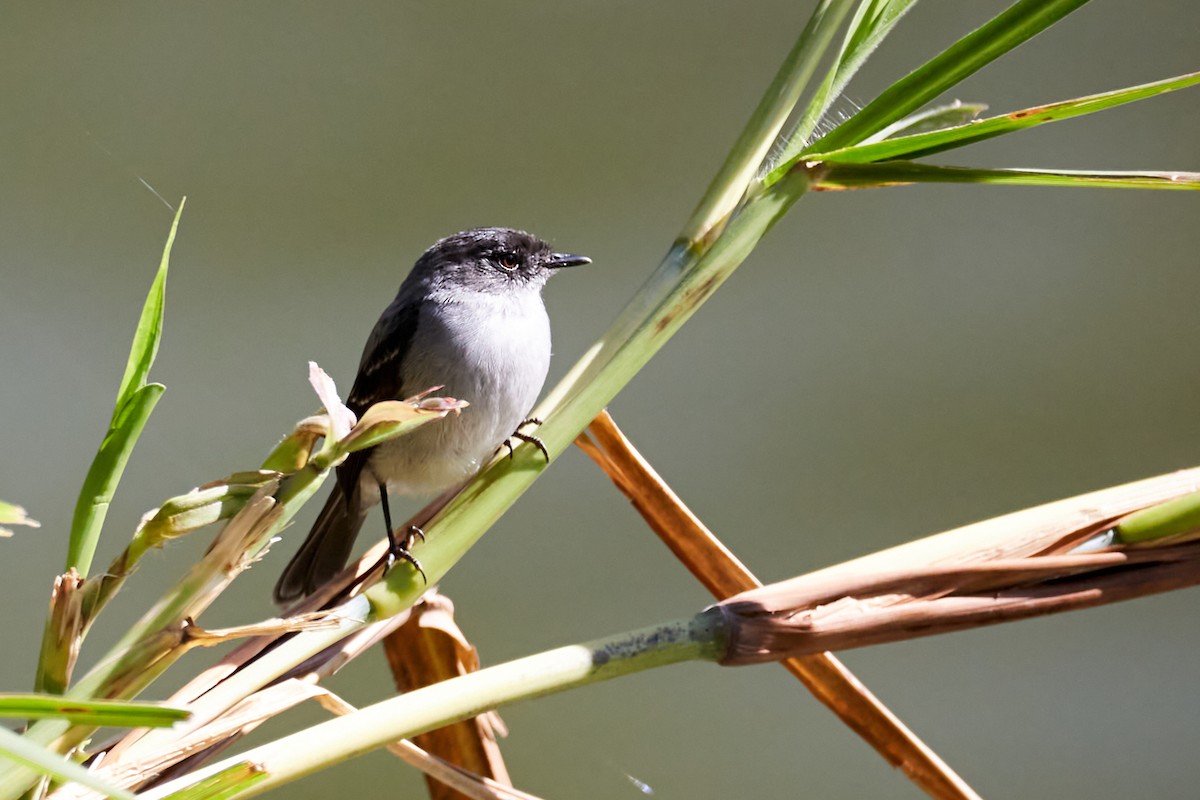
(273, 227), (590, 603)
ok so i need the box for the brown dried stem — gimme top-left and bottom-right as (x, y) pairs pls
(576, 410), (980, 800)
(382, 592), (514, 800)
(314, 691), (542, 800)
(718, 536), (1200, 664)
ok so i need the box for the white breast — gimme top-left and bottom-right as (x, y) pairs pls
(364, 289), (552, 496)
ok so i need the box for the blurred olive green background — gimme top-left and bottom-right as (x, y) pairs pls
(3, 2), (1200, 798)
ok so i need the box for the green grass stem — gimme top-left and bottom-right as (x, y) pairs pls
(144, 611), (725, 800)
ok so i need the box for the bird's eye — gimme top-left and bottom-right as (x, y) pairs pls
(498, 254), (519, 271)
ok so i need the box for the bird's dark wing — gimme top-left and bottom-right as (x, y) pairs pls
(335, 299), (422, 499)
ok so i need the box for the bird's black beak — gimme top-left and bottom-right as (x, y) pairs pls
(547, 253), (592, 269)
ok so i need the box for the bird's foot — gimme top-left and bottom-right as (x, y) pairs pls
(496, 419), (549, 462)
(515, 418), (549, 461)
(384, 524), (427, 583)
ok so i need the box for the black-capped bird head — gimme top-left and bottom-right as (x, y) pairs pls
(410, 227), (591, 296)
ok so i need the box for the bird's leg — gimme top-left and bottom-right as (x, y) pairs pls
(378, 482), (426, 583)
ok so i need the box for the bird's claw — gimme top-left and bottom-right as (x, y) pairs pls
(497, 419), (549, 462)
(383, 524), (427, 583)
(511, 431), (549, 462)
(509, 418), (549, 462)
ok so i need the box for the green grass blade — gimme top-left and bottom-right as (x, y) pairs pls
(66, 200), (184, 577)
(66, 383), (165, 577)
(0, 726), (134, 800)
(805, 71), (1200, 164)
(160, 764), (268, 800)
(0, 695), (188, 727)
(864, 100), (989, 142)
(111, 199), (183, 426)
(143, 613), (722, 800)
(802, 0), (1091, 156)
(811, 161), (1200, 190)
(783, 0), (919, 158)
(43, 382), (165, 691)
(0, 501), (39, 538)
(678, 0), (854, 247)
(1115, 492), (1200, 544)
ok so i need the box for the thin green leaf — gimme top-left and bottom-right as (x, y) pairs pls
(66, 199), (185, 577)
(134, 476), (278, 548)
(259, 418), (326, 474)
(866, 100), (989, 142)
(0, 501), (39, 538)
(112, 199), (184, 425)
(159, 763), (267, 800)
(0, 726), (135, 800)
(144, 613), (721, 800)
(0, 695), (188, 727)
(784, 0), (919, 157)
(809, 160), (1200, 190)
(806, 70), (1200, 164)
(801, 0), (1092, 156)
(338, 400), (468, 455)
(1116, 492), (1200, 544)
(66, 383), (165, 576)
(679, 0), (855, 247)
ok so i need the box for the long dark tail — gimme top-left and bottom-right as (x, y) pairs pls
(273, 481), (367, 604)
